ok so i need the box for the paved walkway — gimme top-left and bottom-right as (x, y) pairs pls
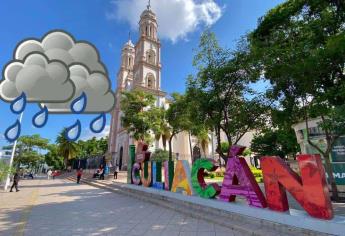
(0, 177), (245, 236)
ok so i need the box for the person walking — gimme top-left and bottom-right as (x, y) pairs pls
(10, 172), (20, 192)
(47, 169), (52, 180)
(114, 164), (119, 180)
(77, 168), (83, 184)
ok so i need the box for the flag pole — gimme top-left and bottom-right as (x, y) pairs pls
(4, 112), (24, 191)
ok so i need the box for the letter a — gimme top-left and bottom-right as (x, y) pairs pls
(219, 146), (267, 208)
(171, 160), (194, 195)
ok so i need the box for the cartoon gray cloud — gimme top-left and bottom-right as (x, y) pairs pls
(0, 53), (75, 102)
(42, 64), (115, 113)
(15, 30), (107, 74)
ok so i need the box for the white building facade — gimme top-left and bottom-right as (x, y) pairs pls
(108, 5), (256, 170)
(108, 5), (192, 170)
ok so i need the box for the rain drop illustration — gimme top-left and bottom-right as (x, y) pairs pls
(65, 120), (81, 141)
(10, 92), (26, 114)
(90, 113), (106, 133)
(32, 106), (48, 128)
(4, 120), (21, 142)
(71, 92), (87, 114)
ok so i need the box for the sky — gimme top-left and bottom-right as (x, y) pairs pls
(0, 0), (285, 147)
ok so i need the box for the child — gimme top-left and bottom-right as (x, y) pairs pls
(77, 168), (83, 184)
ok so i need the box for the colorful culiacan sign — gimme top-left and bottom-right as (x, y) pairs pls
(129, 143), (334, 220)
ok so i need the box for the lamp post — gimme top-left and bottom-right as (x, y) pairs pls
(4, 112), (24, 191)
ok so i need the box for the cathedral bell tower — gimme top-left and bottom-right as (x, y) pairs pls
(108, 1), (167, 170)
(133, 2), (162, 92)
(118, 38), (135, 91)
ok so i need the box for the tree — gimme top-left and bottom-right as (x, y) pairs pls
(151, 149), (169, 162)
(56, 129), (78, 169)
(187, 31), (269, 163)
(195, 128), (210, 157)
(151, 107), (171, 151)
(121, 90), (156, 143)
(14, 135), (49, 169)
(77, 137), (108, 158)
(250, 0), (345, 200)
(0, 160), (15, 182)
(166, 93), (193, 161)
(45, 144), (64, 170)
(251, 128), (299, 159)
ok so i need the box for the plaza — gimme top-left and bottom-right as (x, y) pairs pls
(0, 0), (345, 235)
(0, 177), (244, 236)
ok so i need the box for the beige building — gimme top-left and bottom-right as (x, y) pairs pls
(108, 4), (256, 170)
(108, 4), (193, 170)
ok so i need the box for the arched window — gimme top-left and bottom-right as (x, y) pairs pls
(146, 74), (155, 89)
(150, 24), (155, 39)
(146, 50), (156, 64)
(145, 26), (148, 36)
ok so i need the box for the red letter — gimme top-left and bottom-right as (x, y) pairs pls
(261, 155), (333, 220)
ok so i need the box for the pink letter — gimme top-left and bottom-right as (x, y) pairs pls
(219, 146), (267, 208)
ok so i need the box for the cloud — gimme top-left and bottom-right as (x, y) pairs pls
(42, 64), (115, 113)
(0, 30), (115, 114)
(81, 125), (110, 141)
(107, 0), (224, 42)
(15, 31), (107, 74)
(0, 53), (75, 102)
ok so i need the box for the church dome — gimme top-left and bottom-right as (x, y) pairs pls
(140, 8), (156, 21)
(123, 39), (134, 48)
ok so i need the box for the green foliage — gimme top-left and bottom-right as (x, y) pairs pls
(195, 128), (210, 157)
(251, 128), (299, 159)
(121, 89), (156, 143)
(187, 31), (269, 163)
(151, 107), (171, 151)
(45, 144), (64, 170)
(166, 93), (194, 160)
(77, 137), (108, 158)
(220, 142), (230, 155)
(151, 149), (169, 162)
(14, 134), (49, 168)
(242, 148), (252, 157)
(250, 166), (263, 183)
(250, 0), (345, 198)
(56, 129), (78, 168)
(0, 160), (15, 182)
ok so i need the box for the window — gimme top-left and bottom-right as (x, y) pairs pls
(146, 50), (156, 64)
(147, 74), (155, 89)
(128, 57), (132, 68)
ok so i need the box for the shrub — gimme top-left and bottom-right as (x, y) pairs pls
(250, 166), (263, 183)
(151, 149), (169, 162)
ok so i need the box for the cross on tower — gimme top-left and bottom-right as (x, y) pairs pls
(147, 0), (151, 10)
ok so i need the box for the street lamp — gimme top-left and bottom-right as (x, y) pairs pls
(4, 112), (24, 191)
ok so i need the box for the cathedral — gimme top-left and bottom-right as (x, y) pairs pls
(108, 4), (192, 170)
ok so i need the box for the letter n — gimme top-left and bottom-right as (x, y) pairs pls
(261, 155), (333, 220)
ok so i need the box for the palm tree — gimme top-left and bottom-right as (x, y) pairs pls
(56, 128), (78, 169)
(196, 129), (210, 158)
(152, 107), (171, 151)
